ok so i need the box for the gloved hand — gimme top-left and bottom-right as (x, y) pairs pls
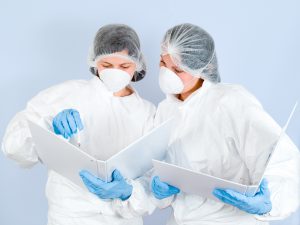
(151, 176), (180, 200)
(79, 169), (133, 201)
(52, 109), (83, 139)
(213, 178), (272, 215)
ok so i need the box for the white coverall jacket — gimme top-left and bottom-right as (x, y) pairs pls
(153, 80), (300, 225)
(2, 77), (156, 225)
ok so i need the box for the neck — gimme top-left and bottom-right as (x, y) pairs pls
(113, 86), (133, 97)
(178, 79), (204, 101)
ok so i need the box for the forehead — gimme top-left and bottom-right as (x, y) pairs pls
(99, 56), (133, 64)
(97, 50), (134, 65)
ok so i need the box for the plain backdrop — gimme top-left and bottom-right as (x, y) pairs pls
(0, 0), (299, 224)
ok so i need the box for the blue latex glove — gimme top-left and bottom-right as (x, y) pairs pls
(52, 109), (83, 139)
(151, 176), (180, 200)
(79, 169), (133, 201)
(213, 178), (272, 215)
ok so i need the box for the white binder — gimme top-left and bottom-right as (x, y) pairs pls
(28, 118), (174, 189)
(153, 102), (298, 200)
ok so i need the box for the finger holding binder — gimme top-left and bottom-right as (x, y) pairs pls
(79, 169), (133, 201)
(213, 178), (272, 215)
(151, 176), (180, 200)
(52, 108), (83, 146)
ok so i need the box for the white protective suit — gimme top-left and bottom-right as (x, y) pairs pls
(2, 77), (156, 225)
(153, 80), (300, 225)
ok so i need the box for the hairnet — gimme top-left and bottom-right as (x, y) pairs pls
(88, 24), (146, 82)
(161, 23), (220, 82)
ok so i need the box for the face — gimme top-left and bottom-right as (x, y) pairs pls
(96, 50), (136, 77)
(160, 54), (199, 93)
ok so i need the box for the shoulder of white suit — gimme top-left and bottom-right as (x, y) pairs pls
(209, 83), (263, 114)
(157, 83), (262, 113)
(157, 97), (171, 111)
(142, 98), (156, 113)
(157, 82), (261, 107)
(39, 78), (90, 95)
(27, 78), (92, 106)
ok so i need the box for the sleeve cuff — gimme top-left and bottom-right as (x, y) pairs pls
(112, 179), (156, 218)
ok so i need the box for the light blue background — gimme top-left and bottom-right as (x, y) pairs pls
(0, 0), (299, 224)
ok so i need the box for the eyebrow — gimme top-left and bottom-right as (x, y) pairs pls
(100, 62), (133, 66)
(160, 58), (182, 71)
(101, 62), (113, 65)
(160, 58), (166, 63)
(173, 66), (183, 71)
(120, 63), (133, 66)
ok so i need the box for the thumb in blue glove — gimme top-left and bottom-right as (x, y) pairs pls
(213, 178), (272, 215)
(151, 176), (180, 200)
(79, 169), (132, 201)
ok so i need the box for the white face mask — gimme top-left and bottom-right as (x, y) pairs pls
(99, 68), (132, 92)
(159, 67), (184, 94)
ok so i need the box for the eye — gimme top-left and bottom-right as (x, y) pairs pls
(102, 64), (112, 68)
(174, 68), (184, 73)
(160, 60), (166, 65)
(121, 66), (130, 69)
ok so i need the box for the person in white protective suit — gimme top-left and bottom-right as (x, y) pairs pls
(150, 23), (300, 225)
(2, 24), (156, 225)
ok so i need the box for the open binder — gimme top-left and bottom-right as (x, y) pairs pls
(28, 118), (174, 189)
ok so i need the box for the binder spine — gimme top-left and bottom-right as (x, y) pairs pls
(105, 162), (108, 182)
